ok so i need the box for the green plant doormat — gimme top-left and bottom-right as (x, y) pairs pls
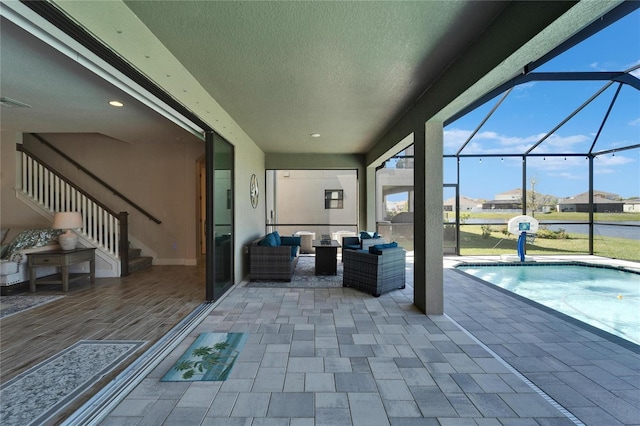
(162, 333), (248, 382)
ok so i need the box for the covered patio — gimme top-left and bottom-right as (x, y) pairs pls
(2, 256), (638, 425)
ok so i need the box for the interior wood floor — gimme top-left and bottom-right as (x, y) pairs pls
(0, 265), (206, 385)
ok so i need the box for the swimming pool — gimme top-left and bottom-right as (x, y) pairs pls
(455, 262), (640, 345)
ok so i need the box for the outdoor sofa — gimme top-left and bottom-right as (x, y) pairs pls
(248, 232), (301, 281)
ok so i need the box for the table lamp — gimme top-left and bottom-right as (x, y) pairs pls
(52, 211), (83, 250)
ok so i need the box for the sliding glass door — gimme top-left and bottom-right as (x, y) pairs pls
(205, 131), (234, 301)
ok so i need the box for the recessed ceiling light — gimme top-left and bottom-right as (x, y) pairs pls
(109, 100), (124, 107)
(310, 133), (321, 138)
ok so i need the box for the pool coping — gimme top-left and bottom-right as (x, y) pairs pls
(450, 267), (640, 354)
(455, 260), (640, 275)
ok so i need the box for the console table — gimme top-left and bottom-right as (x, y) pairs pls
(28, 247), (96, 292)
(312, 240), (340, 275)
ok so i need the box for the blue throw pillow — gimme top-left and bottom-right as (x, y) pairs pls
(369, 242), (398, 254)
(259, 233), (278, 247)
(272, 231), (282, 246)
(360, 231), (372, 239)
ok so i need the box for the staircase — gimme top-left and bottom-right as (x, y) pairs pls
(128, 246), (153, 274)
(16, 144), (154, 277)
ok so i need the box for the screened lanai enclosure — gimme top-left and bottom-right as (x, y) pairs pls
(377, 7), (640, 262)
(264, 7), (638, 262)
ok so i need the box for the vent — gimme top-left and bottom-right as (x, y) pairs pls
(0, 97), (32, 108)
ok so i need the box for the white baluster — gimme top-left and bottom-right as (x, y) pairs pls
(27, 158), (33, 198)
(44, 169), (49, 210)
(21, 153), (27, 193)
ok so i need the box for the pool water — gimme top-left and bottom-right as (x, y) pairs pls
(456, 263), (640, 345)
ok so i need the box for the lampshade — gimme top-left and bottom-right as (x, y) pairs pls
(52, 212), (83, 250)
(52, 212), (83, 230)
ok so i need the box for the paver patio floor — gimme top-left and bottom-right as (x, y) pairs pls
(99, 255), (640, 425)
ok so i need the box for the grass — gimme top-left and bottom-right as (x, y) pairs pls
(457, 225), (640, 262)
(381, 214), (639, 262)
(457, 211), (640, 222)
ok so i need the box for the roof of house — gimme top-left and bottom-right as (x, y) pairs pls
(558, 193), (624, 204)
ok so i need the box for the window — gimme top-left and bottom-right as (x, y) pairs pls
(325, 190), (344, 209)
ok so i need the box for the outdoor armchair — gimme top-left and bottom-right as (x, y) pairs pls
(342, 244), (406, 297)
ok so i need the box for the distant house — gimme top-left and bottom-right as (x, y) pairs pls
(557, 192), (624, 213)
(481, 199), (522, 210)
(443, 196), (481, 212)
(623, 198), (640, 213)
(483, 188), (558, 212)
(494, 188), (522, 201)
(482, 188), (523, 210)
(571, 190), (620, 201)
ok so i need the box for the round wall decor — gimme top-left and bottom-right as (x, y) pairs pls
(250, 174), (259, 208)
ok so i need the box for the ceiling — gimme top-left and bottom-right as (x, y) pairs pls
(0, 1), (622, 156)
(0, 17), (197, 146)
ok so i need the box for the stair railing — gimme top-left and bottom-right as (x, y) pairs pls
(16, 144), (130, 276)
(31, 133), (161, 224)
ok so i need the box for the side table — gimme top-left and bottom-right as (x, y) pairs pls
(28, 247), (96, 292)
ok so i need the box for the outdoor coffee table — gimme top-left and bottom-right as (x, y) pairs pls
(312, 239), (341, 275)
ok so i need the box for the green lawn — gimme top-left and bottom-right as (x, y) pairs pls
(382, 213), (639, 262)
(458, 211), (640, 222)
(457, 225), (640, 262)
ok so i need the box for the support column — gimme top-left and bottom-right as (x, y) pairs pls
(366, 166), (378, 231)
(413, 121), (444, 314)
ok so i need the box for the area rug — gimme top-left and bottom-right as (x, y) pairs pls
(162, 333), (248, 382)
(0, 340), (146, 426)
(0, 294), (64, 319)
(246, 255), (344, 288)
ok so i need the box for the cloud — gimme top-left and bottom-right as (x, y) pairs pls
(629, 117), (640, 126)
(443, 128), (472, 148)
(594, 168), (616, 175)
(526, 153), (635, 175)
(594, 154), (635, 166)
(528, 156), (586, 172)
(589, 62), (601, 70)
(626, 58), (640, 76)
(548, 171), (585, 181)
(444, 128), (590, 155)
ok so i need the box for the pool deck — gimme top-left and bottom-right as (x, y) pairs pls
(83, 256), (640, 425)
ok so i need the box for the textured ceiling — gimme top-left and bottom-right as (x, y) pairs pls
(2, 1), (621, 158)
(121, 1), (507, 154)
(0, 17), (197, 146)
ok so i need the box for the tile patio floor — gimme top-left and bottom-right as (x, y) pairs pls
(98, 255), (639, 426)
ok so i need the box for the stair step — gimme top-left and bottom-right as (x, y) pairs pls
(128, 256), (153, 273)
(128, 247), (142, 258)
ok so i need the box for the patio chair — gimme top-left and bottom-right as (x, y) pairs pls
(342, 236), (361, 251)
(342, 245), (406, 297)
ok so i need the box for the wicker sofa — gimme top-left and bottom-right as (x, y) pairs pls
(249, 232), (301, 281)
(343, 243), (406, 297)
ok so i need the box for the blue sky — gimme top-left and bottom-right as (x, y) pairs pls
(441, 8), (639, 201)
